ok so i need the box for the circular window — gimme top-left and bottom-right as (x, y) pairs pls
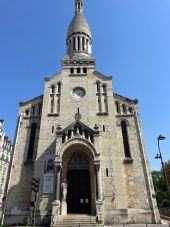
(72, 87), (86, 101)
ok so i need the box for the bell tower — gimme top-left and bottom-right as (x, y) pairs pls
(62, 0), (96, 69)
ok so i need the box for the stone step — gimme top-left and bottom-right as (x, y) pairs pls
(54, 223), (98, 227)
(55, 215), (97, 227)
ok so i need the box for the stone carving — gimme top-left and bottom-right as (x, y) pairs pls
(68, 151), (90, 170)
(74, 112), (82, 121)
(61, 178), (68, 215)
(61, 178), (68, 202)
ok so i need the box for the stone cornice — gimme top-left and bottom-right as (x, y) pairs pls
(19, 95), (43, 106)
(113, 93), (138, 104)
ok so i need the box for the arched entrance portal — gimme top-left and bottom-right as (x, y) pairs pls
(61, 143), (96, 215)
(67, 151), (91, 214)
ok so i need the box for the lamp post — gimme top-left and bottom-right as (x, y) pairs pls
(155, 135), (170, 199)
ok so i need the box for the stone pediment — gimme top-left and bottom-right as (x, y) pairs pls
(57, 119), (99, 136)
(56, 113), (100, 145)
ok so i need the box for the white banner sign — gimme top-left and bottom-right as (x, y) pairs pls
(43, 173), (54, 194)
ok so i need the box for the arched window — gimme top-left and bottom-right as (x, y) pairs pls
(122, 104), (127, 114)
(86, 40), (89, 52)
(96, 82), (100, 93)
(38, 103), (42, 115)
(78, 36), (80, 50)
(121, 121), (131, 158)
(70, 68), (74, 74)
(50, 96), (54, 113)
(62, 134), (66, 144)
(69, 39), (71, 52)
(106, 168), (109, 177)
(129, 107), (133, 114)
(102, 84), (107, 93)
(115, 101), (120, 114)
(98, 97), (102, 112)
(104, 97), (108, 112)
(57, 98), (60, 113)
(51, 85), (55, 94)
(83, 67), (87, 74)
(58, 82), (61, 94)
(73, 37), (76, 51)
(27, 123), (37, 160)
(31, 106), (35, 115)
(82, 37), (85, 51)
(77, 68), (81, 74)
(25, 109), (29, 116)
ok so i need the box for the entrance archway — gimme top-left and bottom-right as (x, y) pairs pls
(67, 151), (91, 214)
(61, 145), (96, 215)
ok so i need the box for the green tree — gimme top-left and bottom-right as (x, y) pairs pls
(164, 160), (170, 190)
(152, 170), (167, 207)
(152, 159), (170, 207)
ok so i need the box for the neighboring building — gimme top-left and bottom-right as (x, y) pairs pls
(4, 0), (160, 226)
(0, 120), (12, 221)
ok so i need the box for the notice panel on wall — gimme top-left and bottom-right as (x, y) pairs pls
(43, 173), (54, 194)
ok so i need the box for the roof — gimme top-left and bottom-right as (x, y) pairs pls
(93, 71), (112, 81)
(19, 95), (43, 106)
(67, 13), (92, 39)
(113, 93), (138, 104)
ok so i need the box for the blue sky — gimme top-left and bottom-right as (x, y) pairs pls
(0, 0), (169, 170)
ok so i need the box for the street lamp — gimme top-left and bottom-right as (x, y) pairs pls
(155, 135), (170, 200)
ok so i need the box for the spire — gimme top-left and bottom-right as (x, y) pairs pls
(75, 0), (83, 14)
(62, 0), (96, 68)
(66, 0), (92, 56)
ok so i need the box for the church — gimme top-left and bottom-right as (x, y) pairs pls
(4, 0), (160, 226)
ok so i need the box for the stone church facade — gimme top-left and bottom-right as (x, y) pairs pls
(4, 0), (160, 225)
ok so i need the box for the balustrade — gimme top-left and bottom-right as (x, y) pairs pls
(61, 126), (94, 144)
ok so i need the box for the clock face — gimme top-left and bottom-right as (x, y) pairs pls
(72, 87), (86, 100)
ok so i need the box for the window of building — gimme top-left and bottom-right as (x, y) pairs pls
(98, 97), (102, 113)
(129, 107), (133, 114)
(83, 67), (87, 74)
(82, 37), (85, 51)
(73, 37), (76, 51)
(122, 104), (127, 114)
(69, 39), (71, 52)
(106, 168), (109, 177)
(51, 85), (55, 94)
(57, 98), (60, 113)
(78, 36), (80, 50)
(104, 97), (108, 112)
(50, 96), (54, 114)
(27, 123), (37, 160)
(58, 82), (61, 94)
(121, 121), (131, 158)
(38, 103), (42, 115)
(102, 84), (107, 93)
(115, 101), (120, 114)
(96, 82), (100, 93)
(31, 106), (35, 115)
(25, 109), (29, 116)
(52, 126), (54, 134)
(77, 68), (81, 74)
(103, 125), (105, 132)
(70, 68), (74, 74)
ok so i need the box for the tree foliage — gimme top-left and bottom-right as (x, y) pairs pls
(152, 160), (170, 207)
